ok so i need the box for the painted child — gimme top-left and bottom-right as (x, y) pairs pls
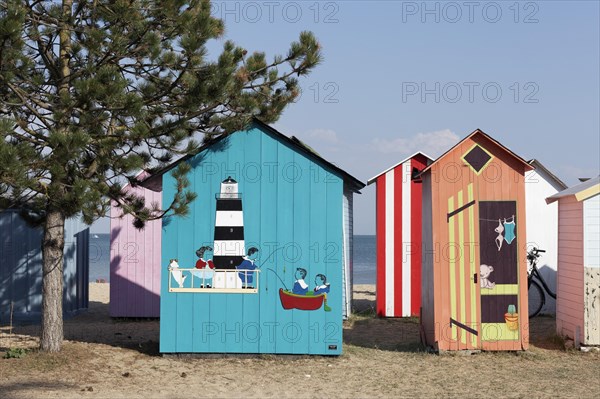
(236, 247), (259, 288)
(194, 246), (215, 288)
(314, 274), (331, 294)
(292, 268), (309, 295)
(314, 273), (332, 312)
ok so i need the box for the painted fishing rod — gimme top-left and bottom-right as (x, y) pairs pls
(253, 246), (290, 291)
(266, 268), (289, 291)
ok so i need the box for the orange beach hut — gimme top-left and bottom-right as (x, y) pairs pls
(420, 129), (534, 351)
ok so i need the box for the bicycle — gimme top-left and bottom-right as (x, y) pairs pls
(527, 247), (557, 318)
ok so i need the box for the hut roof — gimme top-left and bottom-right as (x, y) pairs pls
(366, 152), (433, 186)
(419, 129), (534, 175)
(527, 159), (568, 191)
(546, 175), (600, 204)
(139, 118), (365, 193)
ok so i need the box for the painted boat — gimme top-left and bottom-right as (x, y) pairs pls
(279, 288), (325, 311)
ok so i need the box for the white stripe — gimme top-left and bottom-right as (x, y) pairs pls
(213, 240), (245, 256)
(213, 272), (243, 289)
(402, 162), (412, 316)
(385, 170), (395, 317)
(215, 211), (244, 226)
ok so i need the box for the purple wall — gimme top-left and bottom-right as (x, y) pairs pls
(109, 175), (162, 317)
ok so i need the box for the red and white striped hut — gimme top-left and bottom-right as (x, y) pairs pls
(367, 152), (433, 317)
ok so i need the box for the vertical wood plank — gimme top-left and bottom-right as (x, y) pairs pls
(258, 129), (279, 354)
(376, 175), (386, 316)
(325, 167), (344, 355)
(275, 139), (295, 353)
(292, 151), (311, 353)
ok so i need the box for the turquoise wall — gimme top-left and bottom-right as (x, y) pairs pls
(160, 125), (344, 355)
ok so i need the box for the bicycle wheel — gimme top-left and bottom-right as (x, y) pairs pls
(528, 280), (545, 318)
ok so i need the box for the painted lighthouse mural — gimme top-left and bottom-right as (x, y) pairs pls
(213, 176), (245, 289)
(166, 175), (332, 307)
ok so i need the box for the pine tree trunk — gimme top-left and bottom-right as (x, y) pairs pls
(40, 208), (66, 352)
(39, 0), (72, 353)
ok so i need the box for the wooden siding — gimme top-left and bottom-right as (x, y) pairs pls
(525, 168), (561, 314)
(583, 194), (599, 345)
(0, 210), (89, 324)
(375, 154), (428, 317)
(342, 186), (353, 319)
(555, 196), (584, 342)
(160, 126), (346, 355)
(109, 182), (162, 318)
(583, 194), (600, 268)
(421, 172), (435, 344)
(64, 217), (90, 314)
(421, 133), (529, 351)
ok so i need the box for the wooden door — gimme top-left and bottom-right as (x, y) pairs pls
(447, 184), (480, 350)
(478, 201), (521, 345)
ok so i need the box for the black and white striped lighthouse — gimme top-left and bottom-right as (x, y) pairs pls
(213, 176), (245, 270)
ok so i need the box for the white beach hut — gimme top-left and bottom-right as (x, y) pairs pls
(525, 159), (567, 314)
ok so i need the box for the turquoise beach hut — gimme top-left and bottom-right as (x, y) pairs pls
(145, 119), (364, 355)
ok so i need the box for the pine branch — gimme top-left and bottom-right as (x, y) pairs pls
(4, 84), (52, 140)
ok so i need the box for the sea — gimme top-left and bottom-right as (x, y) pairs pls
(89, 234), (111, 282)
(352, 235), (376, 284)
(88, 234), (377, 284)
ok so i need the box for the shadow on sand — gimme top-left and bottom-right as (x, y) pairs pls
(5, 284), (562, 356)
(344, 288), (563, 353)
(6, 295), (160, 356)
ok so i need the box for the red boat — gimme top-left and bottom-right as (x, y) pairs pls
(279, 288), (325, 311)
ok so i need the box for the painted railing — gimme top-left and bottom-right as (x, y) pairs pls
(215, 193), (242, 199)
(168, 267), (260, 293)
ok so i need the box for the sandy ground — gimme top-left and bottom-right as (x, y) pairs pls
(0, 283), (599, 398)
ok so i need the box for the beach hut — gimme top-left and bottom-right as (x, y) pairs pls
(525, 159), (567, 315)
(547, 176), (600, 346)
(0, 210), (89, 324)
(142, 119), (364, 355)
(420, 129), (534, 351)
(109, 171), (162, 318)
(367, 152), (433, 317)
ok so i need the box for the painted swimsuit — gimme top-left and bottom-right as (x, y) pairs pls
(503, 219), (516, 244)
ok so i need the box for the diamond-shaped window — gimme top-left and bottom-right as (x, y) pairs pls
(463, 145), (492, 173)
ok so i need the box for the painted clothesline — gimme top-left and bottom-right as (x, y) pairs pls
(479, 215), (515, 222)
(446, 199), (516, 223)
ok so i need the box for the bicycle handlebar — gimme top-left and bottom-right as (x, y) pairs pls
(528, 248), (545, 259)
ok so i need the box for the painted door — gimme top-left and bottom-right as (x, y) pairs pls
(446, 183), (480, 350)
(478, 201), (521, 344)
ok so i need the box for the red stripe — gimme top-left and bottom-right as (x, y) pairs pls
(394, 166), (403, 317)
(410, 156), (426, 316)
(376, 175), (386, 317)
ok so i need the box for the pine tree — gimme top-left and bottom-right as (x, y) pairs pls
(0, 0), (321, 352)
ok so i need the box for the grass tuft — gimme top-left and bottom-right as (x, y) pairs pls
(3, 347), (29, 359)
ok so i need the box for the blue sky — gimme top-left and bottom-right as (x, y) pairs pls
(92, 1), (599, 233)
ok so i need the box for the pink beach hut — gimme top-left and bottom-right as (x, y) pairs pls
(109, 172), (162, 318)
(367, 152), (432, 317)
(547, 176), (600, 346)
